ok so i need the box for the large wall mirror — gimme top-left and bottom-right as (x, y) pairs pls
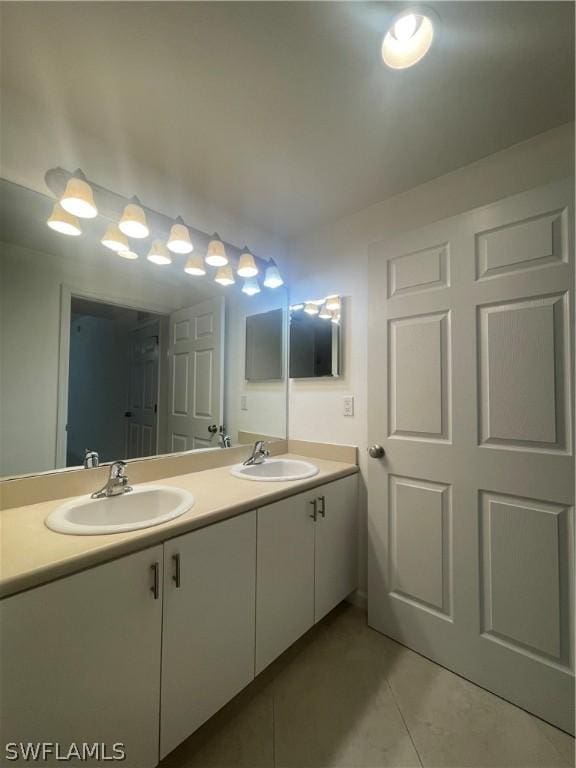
(0, 179), (288, 478)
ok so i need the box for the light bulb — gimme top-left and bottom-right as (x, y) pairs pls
(206, 234), (228, 267)
(242, 277), (261, 296)
(393, 13), (417, 42)
(147, 240), (172, 265)
(46, 203), (82, 236)
(263, 263), (283, 288)
(304, 302), (319, 315)
(119, 203), (149, 239)
(215, 265), (235, 286)
(184, 253), (206, 276)
(118, 250), (138, 260)
(237, 250), (258, 278)
(101, 223), (129, 252)
(60, 178), (97, 219)
(167, 221), (193, 254)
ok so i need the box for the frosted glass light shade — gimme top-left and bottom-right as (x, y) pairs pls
(184, 253), (206, 276)
(206, 234), (228, 267)
(47, 203), (82, 236)
(237, 250), (258, 278)
(101, 223), (129, 252)
(167, 222), (193, 254)
(382, 12), (434, 69)
(119, 203), (149, 239)
(325, 295), (341, 311)
(60, 178), (98, 218)
(318, 303), (332, 319)
(304, 302), (319, 315)
(118, 250), (139, 260)
(331, 311), (341, 324)
(242, 278), (260, 296)
(147, 240), (172, 265)
(214, 264), (235, 286)
(263, 263), (283, 288)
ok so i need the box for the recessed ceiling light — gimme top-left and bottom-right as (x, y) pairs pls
(382, 8), (435, 69)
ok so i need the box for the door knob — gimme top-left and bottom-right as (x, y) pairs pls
(368, 444), (385, 459)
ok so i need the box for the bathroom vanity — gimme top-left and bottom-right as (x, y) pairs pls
(0, 453), (358, 768)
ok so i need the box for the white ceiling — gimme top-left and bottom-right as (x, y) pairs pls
(1, 2), (573, 239)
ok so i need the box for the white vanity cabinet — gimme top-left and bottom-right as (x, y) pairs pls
(0, 545), (163, 768)
(256, 474), (358, 673)
(160, 511), (257, 758)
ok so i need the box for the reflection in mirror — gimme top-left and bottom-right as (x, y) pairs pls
(0, 179), (288, 478)
(245, 309), (284, 382)
(289, 297), (341, 379)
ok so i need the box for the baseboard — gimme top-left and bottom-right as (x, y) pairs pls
(346, 589), (367, 611)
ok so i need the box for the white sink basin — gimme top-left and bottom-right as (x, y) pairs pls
(230, 458), (319, 482)
(45, 484), (195, 535)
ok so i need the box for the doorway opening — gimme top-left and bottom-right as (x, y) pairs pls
(66, 297), (167, 466)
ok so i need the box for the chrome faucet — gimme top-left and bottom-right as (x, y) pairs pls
(91, 460), (133, 499)
(243, 440), (270, 466)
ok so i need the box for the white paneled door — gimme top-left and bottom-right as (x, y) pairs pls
(367, 180), (574, 733)
(126, 322), (159, 458)
(166, 298), (224, 452)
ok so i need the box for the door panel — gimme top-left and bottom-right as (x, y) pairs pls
(167, 298), (224, 452)
(368, 179), (574, 733)
(126, 323), (159, 459)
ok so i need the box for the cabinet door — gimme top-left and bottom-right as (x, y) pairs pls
(0, 546), (163, 768)
(161, 512), (256, 758)
(256, 494), (315, 674)
(314, 474), (359, 622)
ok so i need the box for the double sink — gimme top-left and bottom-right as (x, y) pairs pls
(45, 458), (319, 536)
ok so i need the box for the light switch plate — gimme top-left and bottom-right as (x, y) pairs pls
(343, 395), (354, 417)
(241, 395), (248, 411)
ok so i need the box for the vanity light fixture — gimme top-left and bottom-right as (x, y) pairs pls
(167, 218), (193, 254)
(147, 239), (172, 265)
(46, 202), (82, 236)
(184, 252), (206, 276)
(325, 295), (341, 312)
(237, 248), (258, 278)
(318, 303), (332, 320)
(304, 302), (320, 316)
(381, 8), (435, 69)
(60, 177), (98, 219)
(206, 234), (228, 267)
(242, 277), (261, 296)
(101, 223), (129, 252)
(263, 260), (284, 288)
(215, 264), (235, 286)
(290, 303), (305, 311)
(331, 311), (341, 324)
(119, 201), (149, 239)
(118, 249), (139, 260)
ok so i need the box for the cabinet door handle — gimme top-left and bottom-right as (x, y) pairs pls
(150, 562), (160, 599)
(318, 495), (326, 517)
(172, 553), (181, 588)
(309, 499), (318, 521)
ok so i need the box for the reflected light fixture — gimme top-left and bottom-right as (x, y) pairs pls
(167, 219), (193, 254)
(60, 177), (97, 219)
(206, 234), (228, 267)
(263, 260), (283, 288)
(118, 249), (139, 260)
(382, 9), (435, 69)
(147, 239), (172, 265)
(318, 303), (332, 320)
(184, 253), (206, 276)
(237, 248), (258, 278)
(101, 223), (129, 252)
(119, 202), (149, 239)
(331, 311), (341, 324)
(325, 295), (341, 311)
(304, 302), (320, 315)
(215, 264), (235, 286)
(242, 277), (260, 296)
(46, 203), (82, 236)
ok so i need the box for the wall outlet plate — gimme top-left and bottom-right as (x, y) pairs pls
(343, 395), (354, 417)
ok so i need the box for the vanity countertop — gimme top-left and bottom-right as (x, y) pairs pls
(0, 453), (358, 599)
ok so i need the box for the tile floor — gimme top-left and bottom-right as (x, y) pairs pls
(159, 604), (575, 768)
